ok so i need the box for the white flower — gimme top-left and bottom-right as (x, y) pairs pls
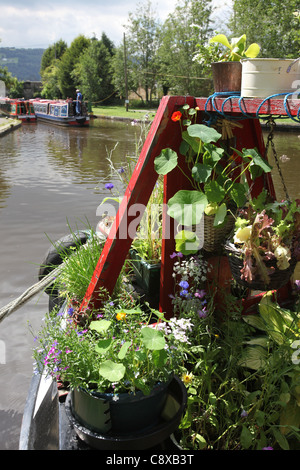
(234, 226), (252, 244)
(112, 395), (119, 401)
(274, 245), (291, 270)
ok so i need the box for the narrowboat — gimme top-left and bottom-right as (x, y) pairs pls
(0, 97), (37, 122)
(31, 99), (90, 127)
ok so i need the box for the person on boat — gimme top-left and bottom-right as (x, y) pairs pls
(76, 89), (83, 115)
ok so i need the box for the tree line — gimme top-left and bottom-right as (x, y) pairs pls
(1, 0), (299, 103)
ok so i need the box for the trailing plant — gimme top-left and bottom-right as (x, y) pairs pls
(228, 190), (300, 285)
(31, 298), (190, 397)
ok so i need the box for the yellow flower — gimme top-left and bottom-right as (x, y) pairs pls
(182, 373), (193, 385)
(116, 311), (126, 321)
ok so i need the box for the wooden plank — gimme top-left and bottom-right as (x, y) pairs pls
(196, 96), (300, 117)
(80, 95), (195, 312)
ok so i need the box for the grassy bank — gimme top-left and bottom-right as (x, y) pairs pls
(91, 105), (299, 128)
(92, 105), (157, 121)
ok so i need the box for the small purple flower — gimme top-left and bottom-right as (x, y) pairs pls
(294, 280), (300, 290)
(262, 447), (274, 450)
(118, 167), (125, 174)
(67, 307), (74, 316)
(170, 252), (183, 259)
(180, 289), (189, 297)
(105, 183), (114, 190)
(195, 289), (206, 299)
(240, 409), (248, 418)
(198, 307), (207, 318)
(179, 280), (189, 289)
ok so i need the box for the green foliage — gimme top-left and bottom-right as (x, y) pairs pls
(170, 253), (300, 449)
(57, 35), (91, 98)
(72, 34), (115, 103)
(31, 301), (190, 395)
(228, 0), (300, 58)
(209, 33), (260, 61)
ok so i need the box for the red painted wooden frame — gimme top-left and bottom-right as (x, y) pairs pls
(80, 95), (300, 316)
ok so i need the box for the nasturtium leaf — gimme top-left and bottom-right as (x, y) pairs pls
(90, 320), (111, 334)
(151, 349), (168, 368)
(204, 180), (225, 203)
(192, 163), (212, 183)
(187, 124), (221, 144)
(175, 230), (200, 255)
(179, 139), (190, 156)
(118, 341), (131, 360)
(213, 203), (227, 227)
(203, 143), (224, 164)
(95, 338), (112, 355)
(230, 182), (247, 208)
(154, 148), (178, 175)
(182, 130), (202, 154)
(141, 327), (165, 350)
(167, 190), (207, 225)
(241, 148), (272, 173)
(99, 360), (125, 382)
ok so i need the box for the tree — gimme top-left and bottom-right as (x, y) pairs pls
(114, 0), (161, 103)
(156, 0), (214, 96)
(72, 34), (115, 103)
(57, 35), (91, 98)
(40, 40), (67, 74)
(228, 0), (300, 58)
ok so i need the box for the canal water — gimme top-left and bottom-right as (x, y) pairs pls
(0, 118), (299, 449)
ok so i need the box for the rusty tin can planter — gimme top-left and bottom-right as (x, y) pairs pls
(211, 62), (242, 94)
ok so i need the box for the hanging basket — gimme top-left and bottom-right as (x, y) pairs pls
(225, 242), (297, 291)
(203, 213), (235, 253)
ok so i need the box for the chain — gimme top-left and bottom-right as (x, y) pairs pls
(265, 117), (290, 201)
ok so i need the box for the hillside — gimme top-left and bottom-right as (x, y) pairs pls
(0, 47), (45, 81)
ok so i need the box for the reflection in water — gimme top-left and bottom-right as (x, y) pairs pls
(0, 120), (298, 449)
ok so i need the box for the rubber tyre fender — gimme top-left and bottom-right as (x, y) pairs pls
(38, 230), (90, 298)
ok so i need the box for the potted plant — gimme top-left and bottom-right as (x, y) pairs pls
(167, 252), (300, 450)
(225, 190), (300, 290)
(154, 104), (272, 254)
(31, 295), (190, 436)
(207, 34), (260, 93)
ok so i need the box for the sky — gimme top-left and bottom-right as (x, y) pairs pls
(0, 0), (232, 50)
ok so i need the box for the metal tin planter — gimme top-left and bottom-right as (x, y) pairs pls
(129, 249), (160, 302)
(70, 380), (170, 435)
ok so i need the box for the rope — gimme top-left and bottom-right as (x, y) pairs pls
(0, 265), (63, 325)
(204, 91), (300, 123)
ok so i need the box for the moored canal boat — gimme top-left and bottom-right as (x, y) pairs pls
(0, 97), (37, 122)
(31, 99), (90, 127)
